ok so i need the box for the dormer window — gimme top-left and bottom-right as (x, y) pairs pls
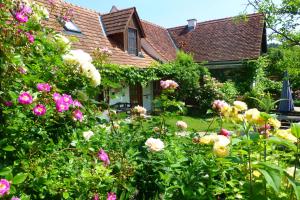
(128, 28), (137, 55)
(63, 20), (81, 33)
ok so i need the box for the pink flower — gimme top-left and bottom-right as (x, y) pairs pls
(160, 80), (178, 90)
(18, 92), (33, 105)
(18, 67), (27, 74)
(4, 101), (13, 107)
(33, 104), (46, 116)
(25, 32), (34, 43)
(62, 94), (73, 105)
(11, 197), (21, 200)
(15, 12), (28, 23)
(53, 93), (61, 102)
(98, 149), (110, 166)
(219, 128), (230, 137)
(94, 194), (99, 200)
(55, 100), (69, 112)
(73, 110), (83, 122)
(107, 192), (117, 200)
(0, 179), (10, 196)
(73, 100), (82, 107)
(37, 83), (51, 92)
(212, 100), (228, 111)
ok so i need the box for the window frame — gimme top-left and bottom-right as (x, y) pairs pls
(127, 28), (138, 56)
(63, 20), (82, 34)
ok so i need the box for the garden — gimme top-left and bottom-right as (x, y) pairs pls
(2, 0), (300, 200)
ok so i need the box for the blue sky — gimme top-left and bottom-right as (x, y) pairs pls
(66, 0), (253, 28)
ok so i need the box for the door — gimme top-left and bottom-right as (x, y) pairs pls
(130, 84), (143, 107)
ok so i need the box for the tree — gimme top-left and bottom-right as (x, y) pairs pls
(247, 0), (300, 45)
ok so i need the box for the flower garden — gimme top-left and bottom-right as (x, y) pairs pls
(2, 0), (300, 200)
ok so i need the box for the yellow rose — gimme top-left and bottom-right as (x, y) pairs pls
(233, 101), (248, 111)
(213, 142), (230, 157)
(268, 118), (281, 129)
(199, 135), (215, 145)
(253, 170), (261, 178)
(276, 129), (297, 143)
(245, 108), (260, 124)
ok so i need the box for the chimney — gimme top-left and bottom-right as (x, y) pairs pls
(110, 5), (119, 13)
(187, 19), (197, 30)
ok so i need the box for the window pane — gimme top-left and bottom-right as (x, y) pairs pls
(128, 28), (137, 55)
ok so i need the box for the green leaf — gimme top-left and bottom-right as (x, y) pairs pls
(267, 136), (297, 151)
(291, 123), (300, 138)
(63, 192), (69, 199)
(3, 145), (16, 151)
(255, 163), (282, 193)
(287, 177), (300, 200)
(12, 173), (28, 184)
(258, 168), (281, 193)
(0, 167), (12, 176)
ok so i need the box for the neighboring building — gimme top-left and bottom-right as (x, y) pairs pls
(35, 0), (267, 111)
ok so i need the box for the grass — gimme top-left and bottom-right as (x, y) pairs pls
(165, 115), (236, 132)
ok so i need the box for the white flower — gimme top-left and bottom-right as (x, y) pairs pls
(83, 130), (94, 141)
(213, 135), (231, 146)
(145, 138), (164, 152)
(132, 105), (147, 115)
(176, 121), (187, 129)
(63, 49), (101, 87)
(70, 140), (77, 147)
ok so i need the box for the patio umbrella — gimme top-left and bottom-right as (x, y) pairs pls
(278, 71), (294, 112)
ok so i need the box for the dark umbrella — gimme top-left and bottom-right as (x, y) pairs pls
(278, 71), (294, 112)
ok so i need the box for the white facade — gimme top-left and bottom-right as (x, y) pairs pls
(109, 82), (154, 111)
(142, 83), (153, 111)
(109, 86), (130, 105)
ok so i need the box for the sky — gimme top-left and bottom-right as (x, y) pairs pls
(65, 0), (254, 28)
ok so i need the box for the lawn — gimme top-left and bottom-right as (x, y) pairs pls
(166, 115), (236, 132)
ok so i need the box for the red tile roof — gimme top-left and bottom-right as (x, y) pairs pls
(168, 14), (266, 62)
(34, 0), (156, 68)
(142, 20), (177, 61)
(34, 0), (266, 66)
(102, 7), (145, 37)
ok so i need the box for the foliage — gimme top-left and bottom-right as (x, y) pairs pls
(267, 46), (300, 89)
(247, 0), (300, 45)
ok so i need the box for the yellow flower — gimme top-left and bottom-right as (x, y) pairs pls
(275, 129), (297, 143)
(213, 142), (230, 157)
(233, 101), (248, 111)
(245, 108), (260, 124)
(199, 135), (215, 145)
(253, 170), (261, 178)
(268, 118), (281, 129)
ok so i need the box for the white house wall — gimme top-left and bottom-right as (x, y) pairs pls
(143, 83), (153, 111)
(108, 83), (154, 111)
(109, 86), (130, 105)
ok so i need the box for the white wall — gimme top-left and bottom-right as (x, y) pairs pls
(108, 83), (154, 112)
(109, 86), (130, 105)
(143, 83), (153, 111)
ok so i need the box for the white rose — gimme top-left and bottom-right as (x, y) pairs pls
(145, 138), (164, 152)
(176, 121), (188, 129)
(213, 135), (231, 146)
(83, 130), (94, 141)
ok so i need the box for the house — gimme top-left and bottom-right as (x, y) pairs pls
(35, 0), (267, 111)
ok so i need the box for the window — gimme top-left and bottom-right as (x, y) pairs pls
(128, 28), (137, 55)
(63, 21), (81, 33)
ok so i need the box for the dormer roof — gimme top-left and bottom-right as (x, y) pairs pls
(101, 7), (146, 37)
